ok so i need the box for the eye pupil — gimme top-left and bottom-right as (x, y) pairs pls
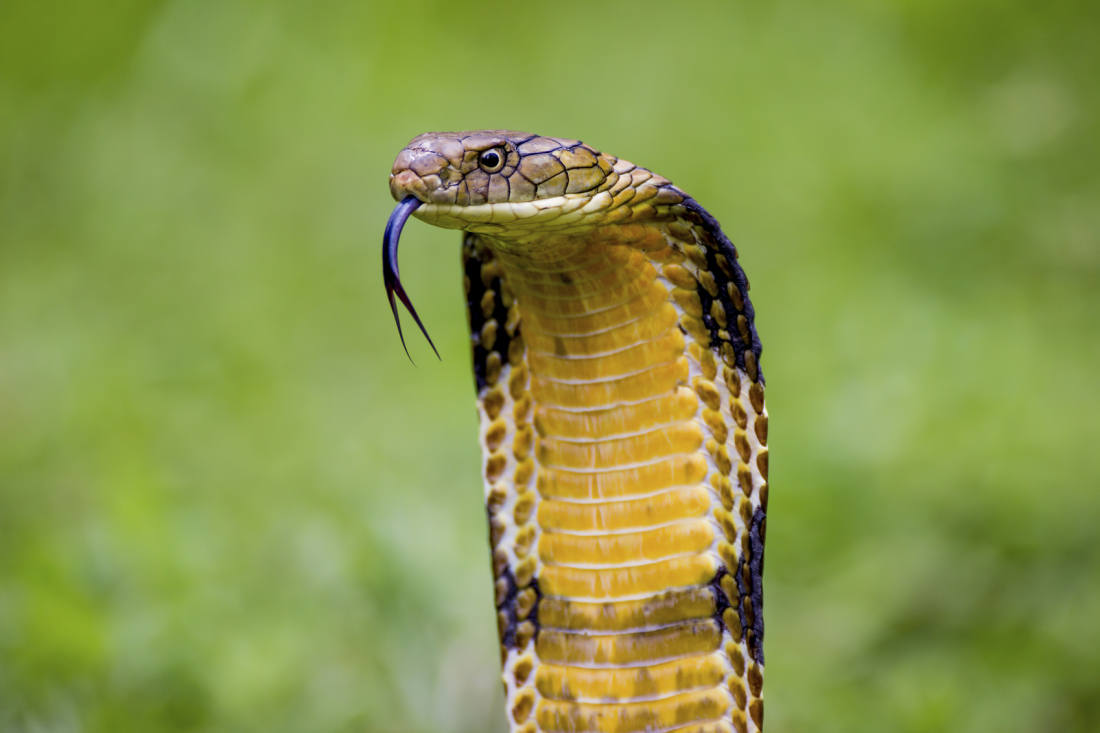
(480, 150), (502, 170)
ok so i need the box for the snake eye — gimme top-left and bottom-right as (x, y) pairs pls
(478, 148), (505, 174)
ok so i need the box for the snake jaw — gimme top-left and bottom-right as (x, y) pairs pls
(383, 195), (440, 363)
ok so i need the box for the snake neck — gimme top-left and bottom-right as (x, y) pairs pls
(467, 216), (768, 733)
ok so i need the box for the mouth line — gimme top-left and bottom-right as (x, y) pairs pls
(382, 195), (440, 363)
(411, 193), (593, 225)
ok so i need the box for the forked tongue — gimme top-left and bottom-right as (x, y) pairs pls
(382, 196), (439, 363)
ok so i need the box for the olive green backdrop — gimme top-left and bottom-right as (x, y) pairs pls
(1, 1), (1097, 731)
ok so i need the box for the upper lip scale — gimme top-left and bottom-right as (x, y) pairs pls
(382, 195), (439, 362)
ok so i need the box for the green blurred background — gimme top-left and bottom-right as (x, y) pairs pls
(1, 1), (1098, 731)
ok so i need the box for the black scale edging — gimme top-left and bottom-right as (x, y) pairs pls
(747, 507), (766, 665)
(709, 566), (735, 631)
(680, 196), (767, 665)
(719, 544), (765, 667)
(463, 233), (517, 392)
(494, 566), (542, 651)
(680, 197), (764, 386)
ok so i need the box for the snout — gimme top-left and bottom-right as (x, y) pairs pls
(389, 137), (471, 203)
(389, 168), (432, 203)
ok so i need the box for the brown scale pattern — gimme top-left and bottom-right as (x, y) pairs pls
(466, 239), (545, 728)
(390, 131), (769, 732)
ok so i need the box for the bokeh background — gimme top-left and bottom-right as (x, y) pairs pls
(2, 1), (1098, 731)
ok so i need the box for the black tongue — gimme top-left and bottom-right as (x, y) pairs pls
(382, 196), (439, 362)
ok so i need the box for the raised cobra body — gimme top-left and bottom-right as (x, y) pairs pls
(384, 131), (769, 733)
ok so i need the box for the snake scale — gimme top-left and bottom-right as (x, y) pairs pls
(383, 131), (768, 733)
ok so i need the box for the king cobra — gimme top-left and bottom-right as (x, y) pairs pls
(383, 131), (768, 733)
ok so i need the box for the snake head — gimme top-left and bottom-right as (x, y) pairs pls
(389, 130), (614, 210)
(384, 131), (618, 361)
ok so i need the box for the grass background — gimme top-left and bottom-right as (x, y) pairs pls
(1, 1), (1098, 731)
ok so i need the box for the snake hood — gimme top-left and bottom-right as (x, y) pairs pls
(382, 130), (770, 733)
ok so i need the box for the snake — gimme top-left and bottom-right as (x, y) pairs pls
(383, 130), (768, 733)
